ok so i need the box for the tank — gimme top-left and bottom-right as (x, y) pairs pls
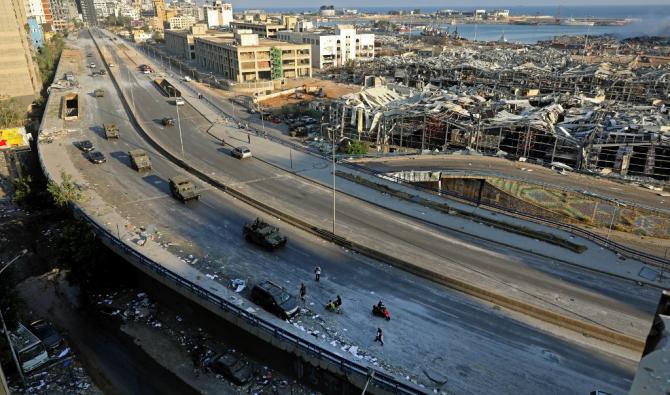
(103, 123), (119, 139)
(128, 149), (151, 171)
(243, 218), (287, 250)
(169, 175), (200, 202)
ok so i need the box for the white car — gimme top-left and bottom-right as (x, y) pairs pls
(89, 63), (96, 68)
(109, 63), (115, 67)
(231, 146), (252, 159)
(174, 98), (185, 106)
(183, 76), (191, 82)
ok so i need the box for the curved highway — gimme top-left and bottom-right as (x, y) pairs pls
(62, 30), (651, 394)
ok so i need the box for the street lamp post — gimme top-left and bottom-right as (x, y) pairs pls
(0, 249), (28, 387)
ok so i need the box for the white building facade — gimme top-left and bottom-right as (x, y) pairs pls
(203, 0), (232, 28)
(277, 25), (374, 69)
(24, 0), (46, 24)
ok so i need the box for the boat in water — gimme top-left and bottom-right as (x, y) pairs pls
(560, 18), (595, 26)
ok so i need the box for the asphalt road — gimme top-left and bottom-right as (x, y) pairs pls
(66, 31), (648, 393)
(102, 34), (658, 336)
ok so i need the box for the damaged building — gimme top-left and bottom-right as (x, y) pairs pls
(322, 43), (670, 182)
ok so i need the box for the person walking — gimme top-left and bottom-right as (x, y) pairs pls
(247, 134), (251, 144)
(374, 328), (384, 346)
(314, 266), (321, 282)
(299, 282), (306, 303)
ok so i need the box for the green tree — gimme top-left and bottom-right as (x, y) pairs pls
(47, 171), (83, 207)
(345, 140), (368, 155)
(0, 97), (27, 128)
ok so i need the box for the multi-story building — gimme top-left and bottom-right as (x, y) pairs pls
(164, 24), (231, 60)
(168, 15), (195, 30)
(203, 0), (231, 28)
(195, 31), (311, 82)
(0, 0), (42, 103)
(40, 0), (53, 27)
(153, 0), (165, 30)
(25, 0), (46, 24)
(49, 0), (78, 31)
(229, 20), (288, 39)
(76, 0), (97, 26)
(277, 25), (374, 69)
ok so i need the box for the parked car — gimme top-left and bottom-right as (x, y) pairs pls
(231, 146), (252, 159)
(209, 353), (253, 385)
(78, 140), (94, 152)
(161, 117), (175, 126)
(99, 69), (107, 75)
(183, 76), (191, 82)
(174, 98), (185, 106)
(250, 281), (299, 319)
(108, 63), (115, 67)
(89, 63), (96, 68)
(87, 151), (106, 164)
(28, 320), (62, 350)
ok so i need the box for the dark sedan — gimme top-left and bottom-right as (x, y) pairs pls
(78, 140), (94, 152)
(87, 151), (106, 164)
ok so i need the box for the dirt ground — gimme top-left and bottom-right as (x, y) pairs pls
(259, 78), (360, 108)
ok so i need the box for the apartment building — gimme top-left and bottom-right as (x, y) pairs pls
(168, 15), (195, 30)
(0, 0), (41, 103)
(277, 25), (374, 69)
(24, 0), (46, 24)
(203, 0), (232, 28)
(195, 31), (311, 82)
(164, 24), (231, 60)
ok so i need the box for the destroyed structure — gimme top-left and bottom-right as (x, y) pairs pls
(321, 42), (670, 181)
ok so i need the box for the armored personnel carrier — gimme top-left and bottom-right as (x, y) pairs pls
(103, 123), (119, 139)
(169, 175), (200, 202)
(128, 149), (151, 172)
(243, 218), (287, 250)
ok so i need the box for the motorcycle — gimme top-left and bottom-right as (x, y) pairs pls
(325, 301), (342, 314)
(372, 304), (391, 321)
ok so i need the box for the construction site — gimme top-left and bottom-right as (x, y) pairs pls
(314, 36), (670, 183)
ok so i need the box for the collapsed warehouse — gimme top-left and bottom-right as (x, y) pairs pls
(321, 44), (670, 181)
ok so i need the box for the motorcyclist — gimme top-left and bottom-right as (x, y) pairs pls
(377, 300), (385, 310)
(334, 295), (342, 308)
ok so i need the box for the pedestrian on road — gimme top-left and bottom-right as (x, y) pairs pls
(314, 266), (321, 282)
(247, 134), (251, 144)
(374, 328), (384, 346)
(220, 136), (225, 145)
(300, 282), (306, 302)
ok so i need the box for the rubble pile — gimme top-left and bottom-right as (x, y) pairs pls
(93, 291), (315, 393)
(9, 353), (98, 395)
(319, 38), (670, 182)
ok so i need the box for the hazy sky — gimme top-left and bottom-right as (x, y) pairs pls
(234, 1), (669, 8)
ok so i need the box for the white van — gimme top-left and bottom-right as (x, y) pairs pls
(10, 324), (49, 373)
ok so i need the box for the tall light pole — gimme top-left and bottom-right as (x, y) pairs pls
(332, 125), (336, 235)
(0, 249), (28, 388)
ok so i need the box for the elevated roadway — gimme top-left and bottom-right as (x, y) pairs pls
(37, 31), (659, 393)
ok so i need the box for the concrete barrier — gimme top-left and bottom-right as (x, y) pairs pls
(92, 30), (646, 355)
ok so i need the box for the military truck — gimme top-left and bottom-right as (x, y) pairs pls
(128, 149), (151, 172)
(103, 123), (119, 139)
(94, 89), (104, 97)
(169, 176), (200, 202)
(243, 218), (287, 250)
